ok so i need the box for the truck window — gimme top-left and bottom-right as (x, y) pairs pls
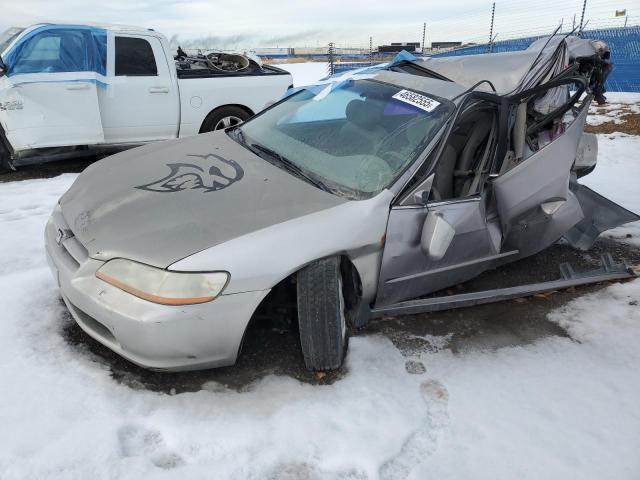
(7, 29), (89, 75)
(115, 37), (157, 76)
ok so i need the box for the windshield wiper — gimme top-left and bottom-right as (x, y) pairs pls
(250, 143), (331, 193)
(229, 126), (246, 145)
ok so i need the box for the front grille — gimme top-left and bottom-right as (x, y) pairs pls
(49, 208), (88, 272)
(61, 236), (88, 266)
(59, 242), (81, 270)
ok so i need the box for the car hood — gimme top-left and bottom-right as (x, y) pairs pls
(60, 131), (345, 267)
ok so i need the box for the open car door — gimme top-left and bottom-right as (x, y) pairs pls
(490, 83), (589, 257)
(492, 76), (639, 257)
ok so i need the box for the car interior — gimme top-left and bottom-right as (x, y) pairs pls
(430, 108), (497, 200)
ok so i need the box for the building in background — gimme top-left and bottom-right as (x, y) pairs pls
(431, 41), (462, 50)
(377, 42), (420, 53)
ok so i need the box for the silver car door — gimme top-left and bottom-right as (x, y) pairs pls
(376, 192), (514, 307)
(491, 96), (590, 258)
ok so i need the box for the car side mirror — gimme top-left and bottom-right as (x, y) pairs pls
(421, 211), (455, 259)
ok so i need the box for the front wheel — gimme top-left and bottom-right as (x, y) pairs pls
(200, 106), (250, 133)
(297, 257), (348, 371)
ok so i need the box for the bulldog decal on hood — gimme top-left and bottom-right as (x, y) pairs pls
(136, 154), (244, 193)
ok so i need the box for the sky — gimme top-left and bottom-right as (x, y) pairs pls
(1, 0), (636, 49)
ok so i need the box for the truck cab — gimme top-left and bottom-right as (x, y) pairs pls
(0, 23), (292, 169)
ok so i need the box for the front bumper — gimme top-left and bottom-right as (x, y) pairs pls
(45, 206), (269, 371)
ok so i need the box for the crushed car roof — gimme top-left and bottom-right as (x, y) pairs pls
(301, 36), (608, 101)
(418, 49), (541, 94)
(417, 35), (610, 95)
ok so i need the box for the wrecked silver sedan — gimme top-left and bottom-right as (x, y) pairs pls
(46, 35), (638, 372)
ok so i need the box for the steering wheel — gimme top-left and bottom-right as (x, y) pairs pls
(374, 116), (430, 169)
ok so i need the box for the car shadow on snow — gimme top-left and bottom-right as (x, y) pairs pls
(0, 157), (99, 183)
(61, 238), (640, 394)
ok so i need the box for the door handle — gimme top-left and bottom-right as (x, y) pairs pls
(149, 87), (169, 94)
(65, 83), (90, 90)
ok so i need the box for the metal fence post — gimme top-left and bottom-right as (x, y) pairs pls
(328, 42), (335, 76)
(488, 2), (496, 53)
(579, 0), (587, 35)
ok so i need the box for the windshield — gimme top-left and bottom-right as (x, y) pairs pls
(235, 79), (454, 199)
(0, 27), (25, 58)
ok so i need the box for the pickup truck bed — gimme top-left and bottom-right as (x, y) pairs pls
(177, 64), (290, 79)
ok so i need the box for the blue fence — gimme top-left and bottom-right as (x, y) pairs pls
(333, 26), (640, 92)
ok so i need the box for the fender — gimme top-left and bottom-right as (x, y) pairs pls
(169, 189), (394, 303)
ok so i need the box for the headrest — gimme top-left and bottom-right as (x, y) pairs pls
(345, 99), (382, 129)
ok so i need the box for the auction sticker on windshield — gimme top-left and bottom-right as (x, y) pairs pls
(392, 89), (441, 112)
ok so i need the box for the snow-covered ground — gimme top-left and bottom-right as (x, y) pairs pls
(1, 66), (640, 479)
(587, 93), (640, 127)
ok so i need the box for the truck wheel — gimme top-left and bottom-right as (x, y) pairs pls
(297, 257), (348, 371)
(200, 106), (250, 133)
(0, 149), (14, 173)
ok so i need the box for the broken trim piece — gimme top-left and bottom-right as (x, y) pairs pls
(371, 254), (635, 318)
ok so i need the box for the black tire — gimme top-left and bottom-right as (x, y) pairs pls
(199, 106), (250, 133)
(297, 256), (348, 371)
(0, 147), (14, 173)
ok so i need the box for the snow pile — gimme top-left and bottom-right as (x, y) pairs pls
(1, 79), (640, 479)
(581, 133), (640, 244)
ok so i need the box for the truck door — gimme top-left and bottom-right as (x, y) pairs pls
(1, 27), (104, 150)
(98, 33), (179, 143)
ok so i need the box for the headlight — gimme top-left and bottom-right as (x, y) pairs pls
(96, 259), (229, 305)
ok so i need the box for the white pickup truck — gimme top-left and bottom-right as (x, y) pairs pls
(0, 23), (293, 170)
